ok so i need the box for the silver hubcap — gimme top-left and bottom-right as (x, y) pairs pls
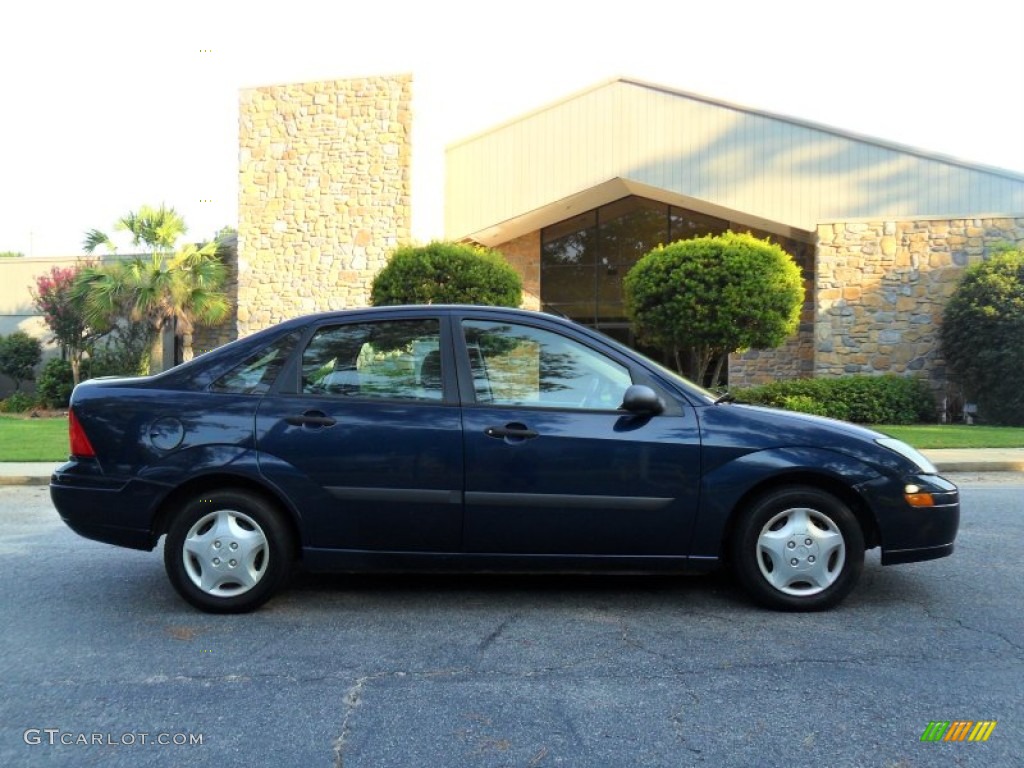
(756, 507), (845, 596)
(182, 509), (268, 597)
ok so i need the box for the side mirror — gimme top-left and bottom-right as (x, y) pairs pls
(620, 384), (664, 415)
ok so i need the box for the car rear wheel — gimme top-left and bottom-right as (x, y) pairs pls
(164, 489), (294, 613)
(732, 485), (864, 611)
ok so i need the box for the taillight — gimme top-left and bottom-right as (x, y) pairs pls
(68, 408), (96, 458)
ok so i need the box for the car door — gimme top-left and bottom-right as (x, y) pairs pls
(456, 315), (701, 557)
(255, 315), (463, 552)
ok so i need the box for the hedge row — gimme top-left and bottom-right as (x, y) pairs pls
(732, 375), (936, 424)
(0, 392), (36, 413)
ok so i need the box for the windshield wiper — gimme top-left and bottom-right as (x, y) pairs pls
(713, 391), (736, 404)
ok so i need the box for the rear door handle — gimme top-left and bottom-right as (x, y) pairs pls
(484, 423), (538, 440)
(285, 411), (337, 428)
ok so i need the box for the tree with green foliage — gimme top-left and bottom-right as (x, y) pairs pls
(0, 331), (42, 392)
(0, 251), (25, 258)
(370, 241), (522, 307)
(940, 245), (1024, 425)
(77, 205), (230, 369)
(623, 231), (804, 387)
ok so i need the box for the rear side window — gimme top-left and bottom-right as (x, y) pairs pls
(210, 332), (300, 394)
(301, 319), (443, 401)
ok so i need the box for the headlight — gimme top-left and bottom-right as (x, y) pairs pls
(876, 437), (938, 474)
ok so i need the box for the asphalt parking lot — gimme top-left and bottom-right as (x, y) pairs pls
(1, 476), (1021, 767)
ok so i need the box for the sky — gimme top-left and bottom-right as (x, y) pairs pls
(2, 0), (1022, 257)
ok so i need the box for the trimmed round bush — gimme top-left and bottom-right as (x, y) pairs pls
(623, 231), (804, 387)
(371, 241), (522, 307)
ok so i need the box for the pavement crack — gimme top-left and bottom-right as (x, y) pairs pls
(478, 613), (518, 653)
(332, 668), (464, 767)
(334, 670), (401, 768)
(920, 607), (1024, 654)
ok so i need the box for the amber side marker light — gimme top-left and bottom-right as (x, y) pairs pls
(904, 484), (935, 507)
(68, 408), (96, 458)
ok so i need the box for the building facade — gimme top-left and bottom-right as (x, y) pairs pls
(229, 75), (1024, 399)
(443, 78), (1024, 393)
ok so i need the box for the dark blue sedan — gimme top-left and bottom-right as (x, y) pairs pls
(51, 305), (959, 613)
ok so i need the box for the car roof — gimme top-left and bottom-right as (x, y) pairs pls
(285, 304), (568, 321)
(265, 304), (585, 333)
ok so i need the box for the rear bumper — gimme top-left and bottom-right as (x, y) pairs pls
(50, 461), (163, 551)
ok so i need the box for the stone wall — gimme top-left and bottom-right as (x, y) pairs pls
(814, 216), (1024, 394)
(726, 218), (1024, 391)
(727, 241), (817, 387)
(237, 75), (412, 336)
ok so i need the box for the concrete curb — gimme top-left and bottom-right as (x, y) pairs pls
(0, 463), (60, 487)
(931, 460), (1024, 473)
(921, 448), (1024, 474)
(0, 476), (50, 487)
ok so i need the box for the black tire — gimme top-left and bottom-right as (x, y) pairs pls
(164, 489), (294, 613)
(732, 485), (864, 611)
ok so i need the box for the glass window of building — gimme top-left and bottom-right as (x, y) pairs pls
(540, 195), (809, 382)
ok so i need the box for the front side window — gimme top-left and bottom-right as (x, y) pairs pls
(462, 320), (631, 410)
(301, 319), (442, 401)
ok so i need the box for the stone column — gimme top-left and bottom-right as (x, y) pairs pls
(237, 75), (413, 336)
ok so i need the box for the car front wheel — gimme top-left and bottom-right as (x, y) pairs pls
(732, 485), (864, 611)
(164, 489), (294, 613)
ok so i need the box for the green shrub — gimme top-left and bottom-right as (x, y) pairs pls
(370, 241), (522, 307)
(33, 339), (149, 411)
(86, 343), (148, 378)
(778, 394), (838, 419)
(0, 392), (37, 413)
(940, 246), (1024, 425)
(734, 375), (935, 424)
(0, 331), (43, 391)
(36, 358), (74, 409)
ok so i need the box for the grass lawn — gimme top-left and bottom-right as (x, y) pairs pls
(869, 424), (1024, 449)
(0, 414), (69, 462)
(0, 414), (1022, 462)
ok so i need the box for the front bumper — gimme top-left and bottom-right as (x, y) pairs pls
(881, 541), (955, 565)
(864, 473), (959, 565)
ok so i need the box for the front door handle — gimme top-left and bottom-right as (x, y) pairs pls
(285, 411), (337, 428)
(484, 423), (538, 440)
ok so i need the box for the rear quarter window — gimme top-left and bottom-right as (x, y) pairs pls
(210, 332), (300, 394)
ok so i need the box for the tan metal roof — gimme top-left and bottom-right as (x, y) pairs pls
(446, 77), (1024, 245)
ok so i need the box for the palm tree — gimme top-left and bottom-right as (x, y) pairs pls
(83, 203), (187, 257)
(130, 243), (229, 363)
(78, 205), (230, 370)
